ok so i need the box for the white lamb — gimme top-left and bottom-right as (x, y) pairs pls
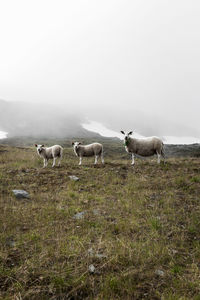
(35, 144), (63, 168)
(72, 142), (104, 165)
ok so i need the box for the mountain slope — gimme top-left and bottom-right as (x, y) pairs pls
(0, 99), (199, 140)
(0, 100), (98, 138)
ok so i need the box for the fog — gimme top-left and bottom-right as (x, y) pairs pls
(0, 0), (200, 138)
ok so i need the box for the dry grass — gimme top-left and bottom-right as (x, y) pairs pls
(0, 142), (200, 299)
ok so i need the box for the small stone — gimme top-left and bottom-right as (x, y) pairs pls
(155, 269), (164, 277)
(6, 237), (16, 247)
(88, 264), (95, 273)
(12, 190), (30, 199)
(73, 211), (85, 219)
(69, 175), (79, 181)
(93, 209), (100, 216)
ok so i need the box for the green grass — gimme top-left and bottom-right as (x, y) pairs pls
(0, 142), (200, 299)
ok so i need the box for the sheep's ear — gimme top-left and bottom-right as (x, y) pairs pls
(78, 142), (82, 145)
(35, 144), (37, 147)
(120, 131), (125, 135)
(72, 142), (74, 145)
(128, 131), (133, 135)
(41, 145), (44, 147)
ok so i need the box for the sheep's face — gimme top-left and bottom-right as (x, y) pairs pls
(120, 131), (133, 145)
(72, 142), (82, 151)
(35, 144), (45, 154)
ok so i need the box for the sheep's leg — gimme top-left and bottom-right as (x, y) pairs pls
(94, 155), (98, 164)
(43, 159), (46, 168)
(43, 159), (48, 168)
(157, 152), (161, 164)
(131, 154), (135, 165)
(79, 157), (82, 165)
(101, 153), (104, 164)
(52, 157), (56, 167)
(58, 151), (63, 166)
(58, 157), (62, 166)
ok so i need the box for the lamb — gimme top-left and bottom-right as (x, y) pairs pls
(120, 131), (165, 165)
(35, 144), (63, 168)
(72, 142), (104, 165)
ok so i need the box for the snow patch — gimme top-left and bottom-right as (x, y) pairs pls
(0, 131), (7, 139)
(82, 120), (200, 145)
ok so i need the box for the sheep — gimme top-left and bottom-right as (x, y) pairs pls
(120, 131), (165, 165)
(72, 142), (104, 165)
(35, 144), (63, 168)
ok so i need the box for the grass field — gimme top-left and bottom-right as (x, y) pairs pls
(0, 141), (200, 299)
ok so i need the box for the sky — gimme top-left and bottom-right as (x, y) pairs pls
(0, 0), (200, 137)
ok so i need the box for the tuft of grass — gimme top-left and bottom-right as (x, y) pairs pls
(191, 176), (200, 183)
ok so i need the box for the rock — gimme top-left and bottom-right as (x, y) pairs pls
(12, 190), (30, 199)
(6, 237), (16, 247)
(88, 264), (95, 273)
(93, 209), (100, 216)
(69, 175), (79, 181)
(155, 269), (164, 277)
(73, 211), (85, 220)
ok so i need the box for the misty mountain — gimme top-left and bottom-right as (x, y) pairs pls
(0, 99), (199, 140)
(0, 99), (98, 138)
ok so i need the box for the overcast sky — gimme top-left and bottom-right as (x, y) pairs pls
(0, 0), (200, 134)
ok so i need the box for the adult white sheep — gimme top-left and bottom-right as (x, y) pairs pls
(120, 131), (165, 165)
(35, 144), (63, 168)
(72, 142), (104, 165)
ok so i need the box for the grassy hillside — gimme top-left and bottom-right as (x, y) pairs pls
(0, 141), (200, 299)
(1, 137), (200, 158)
